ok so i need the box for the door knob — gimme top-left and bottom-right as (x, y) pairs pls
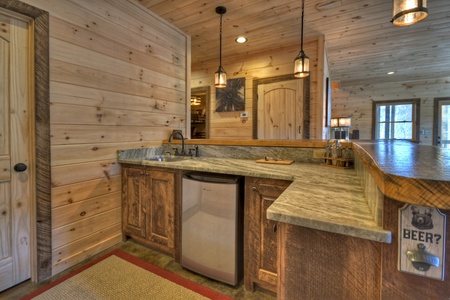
(14, 163), (27, 172)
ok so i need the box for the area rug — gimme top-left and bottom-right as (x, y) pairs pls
(22, 249), (234, 300)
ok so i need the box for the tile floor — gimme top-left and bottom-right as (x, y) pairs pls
(0, 240), (276, 300)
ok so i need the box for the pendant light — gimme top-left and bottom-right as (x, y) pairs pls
(391, 0), (428, 26)
(294, 0), (310, 78)
(215, 6), (227, 88)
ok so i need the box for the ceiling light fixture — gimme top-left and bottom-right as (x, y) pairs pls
(235, 36), (247, 43)
(391, 0), (428, 26)
(215, 6), (227, 88)
(387, 71), (396, 75)
(294, 0), (310, 78)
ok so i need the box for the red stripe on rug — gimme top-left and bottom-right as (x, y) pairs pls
(21, 249), (234, 300)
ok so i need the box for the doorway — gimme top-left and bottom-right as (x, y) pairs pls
(434, 98), (450, 148)
(190, 86), (210, 139)
(257, 80), (303, 139)
(0, 10), (33, 292)
(0, 1), (51, 284)
(252, 74), (310, 139)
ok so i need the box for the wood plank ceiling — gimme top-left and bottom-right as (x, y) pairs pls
(139, 0), (450, 88)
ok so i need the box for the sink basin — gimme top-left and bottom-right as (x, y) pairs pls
(144, 155), (193, 163)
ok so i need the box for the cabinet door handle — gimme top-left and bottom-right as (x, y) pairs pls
(273, 223), (278, 233)
(251, 186), (257, 192)
(139, 171), (145, 176)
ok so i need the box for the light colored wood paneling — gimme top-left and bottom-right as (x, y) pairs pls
(16, 0), (190, 274)
(51, 82), (183, 112)
(51, 223), (121, 267)
(50, 38), (185, 93)
(24, 0), (189, 277)
(52, 192), (121, 228)
(0, 38), (8, 155)
(51, 159), (120, 187)
(0, 184), (10, 258)
(192, 40), (320, 139)
(52, 208), (121, 249)
(50, 59), (185, 103)
(50, 103), (184, 127)
(43, 0), (186, 64)
(51, 124), (169, 145)
(143, 0), (450, 88)
(51, 142), (160, 166)
(0, 156), (10, 182)
(52, 176), (121, 209)
(52, 231), (122, 275)
(332, 79), (450, 144)
(50, 15), (185, 79)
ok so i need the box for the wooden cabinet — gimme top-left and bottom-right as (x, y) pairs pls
(244, 177), (292, 294)
(122, 165), (180, 259)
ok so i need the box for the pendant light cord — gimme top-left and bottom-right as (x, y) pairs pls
(301, 0), (305, 51)
(219, 12), (223, 67)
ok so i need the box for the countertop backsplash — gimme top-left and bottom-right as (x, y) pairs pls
(118, 143), (352, 164)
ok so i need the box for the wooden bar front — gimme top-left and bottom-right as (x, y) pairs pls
(277, 141), (450, 299)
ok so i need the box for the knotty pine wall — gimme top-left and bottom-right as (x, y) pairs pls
(20, 0), (189, 275)
(331, 79), (450, 145)
(191, 37), (326, 140)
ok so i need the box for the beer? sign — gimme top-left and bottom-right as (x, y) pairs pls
(398, 204), (446, 281)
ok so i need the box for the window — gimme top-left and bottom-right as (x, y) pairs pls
(433, 98), (450, 149)
(372, 99), (420, 141)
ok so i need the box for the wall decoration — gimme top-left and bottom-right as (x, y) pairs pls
(216, 77), (245, 112)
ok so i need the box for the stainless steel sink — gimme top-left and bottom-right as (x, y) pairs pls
(144, 155), (193, 162)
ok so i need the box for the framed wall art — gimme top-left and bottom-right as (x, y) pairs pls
(215, 77), (245, 112)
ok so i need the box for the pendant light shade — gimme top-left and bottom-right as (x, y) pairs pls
(215, 6), (227, 88)
(215, 65), (227, 88)
(391, 0), (428, 26)
(294, 50), (310, 78)
(294, 0), (310, 78)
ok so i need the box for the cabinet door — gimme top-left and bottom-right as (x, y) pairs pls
(244, 177), (292, 293)
(146, 169), (175, 254)
(122, 166), (147, 238)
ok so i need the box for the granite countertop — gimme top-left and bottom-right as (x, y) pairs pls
(119, 155), (392, 244)
(353, 141), (450, 209)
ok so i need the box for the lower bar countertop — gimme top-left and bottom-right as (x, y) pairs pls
(119, 155), (392, 244)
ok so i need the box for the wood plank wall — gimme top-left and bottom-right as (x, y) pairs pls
(331, 79), (450, 145)
(191, 38), (324, 140)
(20, 0), (188, 275)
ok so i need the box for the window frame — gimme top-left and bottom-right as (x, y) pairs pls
(433, 97), (450, 147)
(372, 99), (420, 141)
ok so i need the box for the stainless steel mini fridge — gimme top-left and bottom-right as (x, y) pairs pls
(181, 172), (243, 285)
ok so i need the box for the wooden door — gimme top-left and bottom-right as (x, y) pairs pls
(257, 80), (303, 139)
(244, 177), (292, 293)
(122, 166), (147, 238)
(146, 168), (175, 254)
(0, 12), (33, 292)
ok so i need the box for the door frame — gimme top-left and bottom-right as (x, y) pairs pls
(191, 86), (210, 139)
(0, 1), (51, 283)
(252, 74), (310, 139)
(433, 97), (450, 147)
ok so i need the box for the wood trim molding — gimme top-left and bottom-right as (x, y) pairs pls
(0, 0), (51, 283)
(371, 98), (421, 141)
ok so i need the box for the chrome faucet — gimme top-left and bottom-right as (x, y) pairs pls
(168, 131), (185, 155)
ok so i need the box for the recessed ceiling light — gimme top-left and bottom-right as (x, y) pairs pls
(387, 71), (396, 75)
(235, 36), (247, 43)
